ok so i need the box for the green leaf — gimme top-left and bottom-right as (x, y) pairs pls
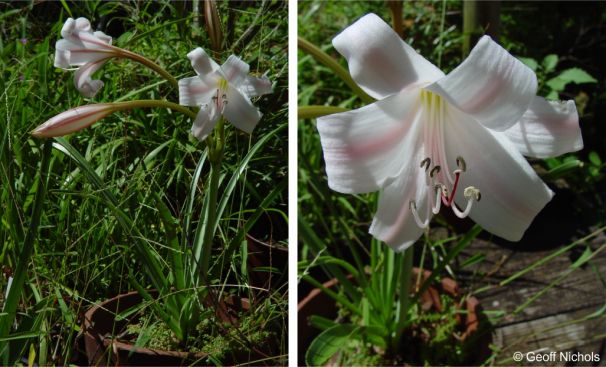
(305, 324), (359, 366)
(545, 77), (567, 92)
(542, 159), (583, 181)
(558, 68), (597, 84)
(542, 54), (558, 73)
(589, 151), (602, 166)
(546, 90), (559, 100)
(547, 67), (597, 92)
(518, 57), (538, 71)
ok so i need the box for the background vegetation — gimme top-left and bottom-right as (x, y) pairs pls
(0, 0), (287, 364)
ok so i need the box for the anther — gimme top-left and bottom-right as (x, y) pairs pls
(420, 158), (431, 171)
(456, 156), (466, 172)
(451, 186), (481, 219)
(464, 186), (481, 202)
(430, 165), (441, 178)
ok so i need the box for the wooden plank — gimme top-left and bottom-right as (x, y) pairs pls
(454, 231), (606, 365)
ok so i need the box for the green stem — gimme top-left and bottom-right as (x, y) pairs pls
(118, 49), (179, 90)
(198, 118), (225, 282)
(394, 246), (413, 350)
(0, 141), (53, 344)
(112, 99), (198, 120)
(298, 106), (349, 119)
(298, 37), (374, 104)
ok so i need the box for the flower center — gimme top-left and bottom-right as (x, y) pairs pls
(409, 90), (482, 229)
(212, 77), (229, 112)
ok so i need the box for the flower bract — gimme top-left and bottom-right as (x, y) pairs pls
(317, 13), (583, 251)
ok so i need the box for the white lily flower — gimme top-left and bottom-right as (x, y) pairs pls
(55, 17), (119, 98)
(178, 47), (272, 142)
(317, 14), (583, 251)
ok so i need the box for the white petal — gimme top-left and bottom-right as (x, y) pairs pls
(74, 17), (92, 32)
(332, 13), (444, 100)
(502, 97), (582, 158)
(223, 87), (262, 134)
(239, 74), (273, 99)
(426, 36), (537, 131)
(187, 47), (220, 76)
(369, 147), (428, 252)
(191, 104), (220, 142)
(93, 31), (112, 45)
(316, 86), (424, 194)
(178, 75), (218, 107)
(60, 18), (78, 40)
(74, 58), (109, 98)
(55, 39), (112, 67)
(444, 107), (554, 241)
(220, 55), (249, 86)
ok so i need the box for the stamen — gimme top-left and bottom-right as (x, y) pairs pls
(451, 187), (481, 218)
(431, 185), (443, 215)
(409, 200), (429, 228)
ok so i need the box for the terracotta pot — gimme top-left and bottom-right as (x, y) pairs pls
(246, 233), (288, 294)
(298, 268), (492, 366)
(83, 291), (250, 366)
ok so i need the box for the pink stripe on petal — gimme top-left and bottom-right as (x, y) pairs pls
(344, 112), (417, 158)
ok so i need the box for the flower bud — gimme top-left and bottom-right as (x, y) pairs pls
(32, 104), (115, 138)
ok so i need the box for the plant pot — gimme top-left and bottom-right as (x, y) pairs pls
(83, 291), (250, 366)
(298, 268), (492, 366)
(246, 233), (288, 294)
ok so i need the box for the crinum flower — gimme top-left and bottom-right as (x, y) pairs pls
(54, 17), (116, 98)
(178, 47), (272, 142)
(317, 13), (583, 251)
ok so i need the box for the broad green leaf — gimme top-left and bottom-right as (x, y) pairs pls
(518, 57), (538, 71)
(589, 151), (602, 166)
(542, 54), (558, 73)
(547, 67), (597, 92)
(546, 90), (559, 100)
(558, 68), (597, 84)
(305, 324), (359, 366)
(545, 77), (567, 92)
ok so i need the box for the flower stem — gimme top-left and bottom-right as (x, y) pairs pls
(298, 37), (375, 104)
(394, 246), (414, 349)
(119, 49), (179, 90)
(112, 99), (198, 120)
(0, 140), (52, 346)
(298, 106), (349, 119)
(199, 118), (225, 282)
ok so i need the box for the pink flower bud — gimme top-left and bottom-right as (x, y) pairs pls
(32, 104), (115, 138)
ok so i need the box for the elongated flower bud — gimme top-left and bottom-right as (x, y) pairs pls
(32, 104), (115, 138)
